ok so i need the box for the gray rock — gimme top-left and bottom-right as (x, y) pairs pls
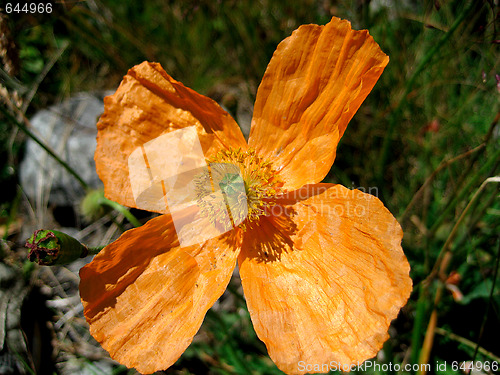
(20, 92), (110, 207)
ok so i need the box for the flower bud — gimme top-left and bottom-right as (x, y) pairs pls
(25, 229), (88, 265)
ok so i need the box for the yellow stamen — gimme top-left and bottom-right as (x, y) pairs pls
(194, 147), (284, 231)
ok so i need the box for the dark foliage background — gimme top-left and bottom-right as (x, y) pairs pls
(0, 1), (498, 374)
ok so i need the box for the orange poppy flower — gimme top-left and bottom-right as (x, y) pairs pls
(80, 17), (412, 374)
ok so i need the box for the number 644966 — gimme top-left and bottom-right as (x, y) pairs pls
(5, 3), (53, 14)
(451, 361), (499, 372)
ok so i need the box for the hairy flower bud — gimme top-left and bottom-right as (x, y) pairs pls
(25, 229), (88, 265)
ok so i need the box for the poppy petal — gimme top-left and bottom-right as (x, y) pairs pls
(95, 62), (247, 211)
(249, 18), (389, 191)
(238, 184), (411, 374)
(80, 214), (241, 374)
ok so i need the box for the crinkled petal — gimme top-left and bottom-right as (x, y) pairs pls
(79, 214), (241, 374)
(238, 184), (411, 374)
(95, 62), (247, 211)
(249, 18), (389, 190)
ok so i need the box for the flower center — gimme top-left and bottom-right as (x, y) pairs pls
(194, 148), (284, 231)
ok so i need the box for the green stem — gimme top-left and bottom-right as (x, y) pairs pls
(473, 239), (500, 362)
(429, 176), (500, 281)
(377, 1), (476, 187)
(399, 143), (485, 223)
(87, 246), (105, 255)
(452, 187), (498, 254)
(435, 327), (500, 363)
(410, 283), (430, 365)
(429, 149), (500, 236)
(442, 177), (499, 256)
(0, 104), (89, 190)
(99, 198), (142, 228)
